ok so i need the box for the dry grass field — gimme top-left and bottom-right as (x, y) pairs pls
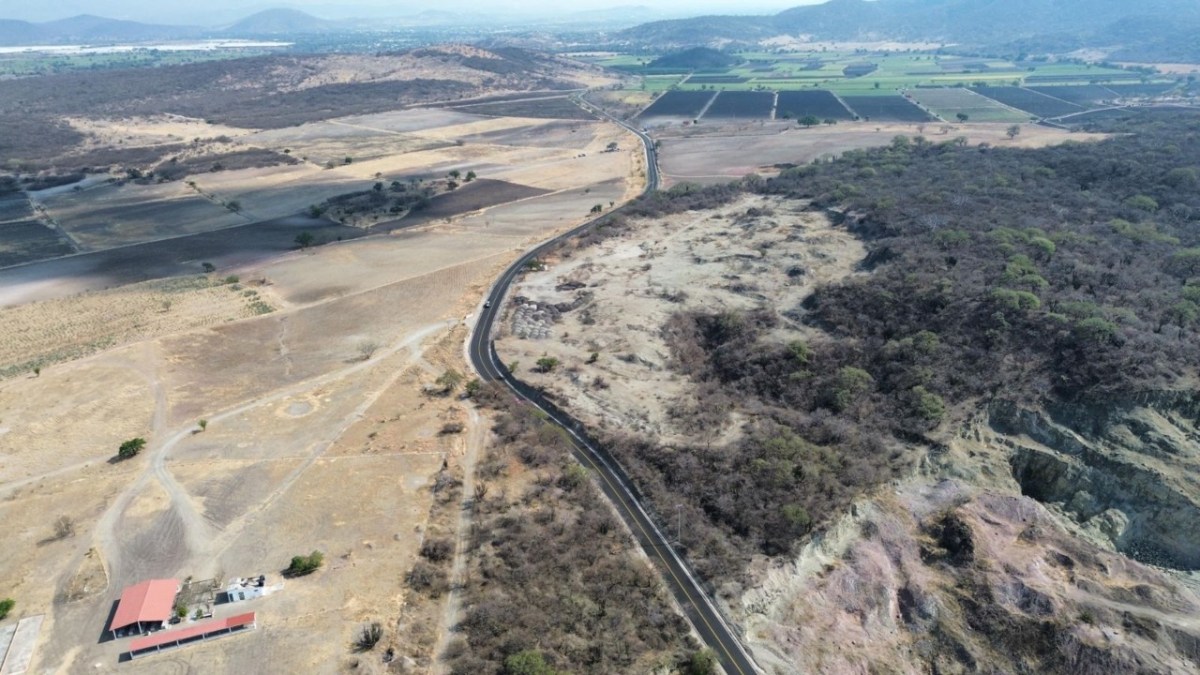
(653, 120), (1107, 185)
(0, 91), (642, 673)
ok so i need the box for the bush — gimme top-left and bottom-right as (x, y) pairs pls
(117, 437), (146, 460)
(503, 650), (560, 675)
(285, 550), (324, 576)
(0, 598), (13, 620)
(406, 560), (449, 597)
(419, 537), (454, 563)
(355, 622), (383, 651)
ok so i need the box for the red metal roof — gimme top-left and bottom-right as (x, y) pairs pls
(111, 579), (180, 632)
(128, 612), (256, 653)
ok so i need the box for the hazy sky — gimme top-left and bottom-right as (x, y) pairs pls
(3, 1), (826, 24)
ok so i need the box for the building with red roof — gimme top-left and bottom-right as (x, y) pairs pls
(109, 579), (180, 639)
(127, 612), (256, 659)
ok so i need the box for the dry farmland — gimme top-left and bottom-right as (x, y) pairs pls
(0, 96), (642, 673)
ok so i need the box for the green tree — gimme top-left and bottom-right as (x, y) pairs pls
(829, 366), (874, 412)
(465, 170), (477, 182)
(448, 169), (461, 180)
(684, 649), (717, 675)
(0, 598), (14, 621)
(535, 356), (561, 373)
(798, 115), (820, 127)
(463, 378), (483, 398)
(118, 437), (146, 460)
(503, 650), (559, 675)
(436, 369), (464, 393)
(956, 112), (969, 122)
(1006, 124), (1021, 140)
(285, 550), (324, 576)
(295, 231), (315, 249)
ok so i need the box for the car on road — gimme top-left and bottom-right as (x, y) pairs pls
(484, 300), (492, 308)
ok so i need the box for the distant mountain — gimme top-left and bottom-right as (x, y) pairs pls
(223, 8), (338, 35)
(0, 14), (201, 45)
(616, 0), (1200, 60)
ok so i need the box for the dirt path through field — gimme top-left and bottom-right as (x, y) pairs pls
(431, 403), (486, 673)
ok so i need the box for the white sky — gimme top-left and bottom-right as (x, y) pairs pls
(1, 1), (827, 24)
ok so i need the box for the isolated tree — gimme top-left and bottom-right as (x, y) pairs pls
(448, 169), (461, 180)
(373, 181), (383, 192)
(295, 231), (315, 249)
(956, 112), (969, 122)
(535, 356), (561, 373)
(198, 419), (208, 432)
(436, 369), (464, 393)
(465, 170), (477, 182)
(1006, 124), (1021, 140)
(118, 437), (146, 460)
(463, 378), (483, 398)
(0, 598), (13, 621)
(799, 115), (820, 127)
(590, 204), (603, 214)
(285, 550), (324, 576)
(201, 262), (216, 273)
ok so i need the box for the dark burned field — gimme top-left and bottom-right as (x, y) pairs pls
(776, 91), (853, 120)
(375, 179), (549, 231)
(639, 91), (716, 119)
(842, 95), (935, 122)
(0, 215), (360, 302)
(703, 91), (775, 119)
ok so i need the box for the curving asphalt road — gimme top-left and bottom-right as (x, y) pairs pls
(468, 100), (762, 675)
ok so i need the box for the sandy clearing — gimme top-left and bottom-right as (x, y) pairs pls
(497, 194), (865, 442)
(656, 121), (1108, 184)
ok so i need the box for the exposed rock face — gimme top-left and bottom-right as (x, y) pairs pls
(740, 395), (1200, 674)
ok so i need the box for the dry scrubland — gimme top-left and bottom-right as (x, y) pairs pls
(0, 93), (643, 673)
(654, 120), (1106, 184)
(498, 194), (863, 441)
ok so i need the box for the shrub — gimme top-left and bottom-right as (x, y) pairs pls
(419, 537), (454, 563)
(285, 550), (324, 576)
(355, 622), (383, 651)
(503, 650), (560, 675)
(534, 356), (560, 373)
(0, 598), (13, 620)
(117, 437), (146, 460)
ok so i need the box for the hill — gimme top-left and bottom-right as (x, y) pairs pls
(616, 0), (1200, 61)
(0, 14), (200, 45)
(648, 47), (740, 70)
(223, 8), (337, 35)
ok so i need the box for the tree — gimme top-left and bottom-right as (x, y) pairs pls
(464, 378), (483, 397)
(535, 356), (560, 373)
(0, 598), (13, 621)
(118, 437), (146, 460)
(799, 115), (820, 127)
(465, 170), (477, 182)
(503, 650), (559, 675)
(285, 550), (324, 576)
(1006, 124), (1021, 140)
(590, 204), (603, 214)
(198, 419), (208, 432)
(448, 169), (461, 180)
(436, 369), (464, 394)
(956, 112), (969, 122)
(201, 262), (216, 273)
(295, 231), (315, 249)
(684, 649), (716, 675)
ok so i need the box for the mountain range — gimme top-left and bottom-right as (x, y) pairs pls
(616, 0), (1200, 61)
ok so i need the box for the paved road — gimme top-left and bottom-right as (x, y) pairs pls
(468, 101), (762, 675)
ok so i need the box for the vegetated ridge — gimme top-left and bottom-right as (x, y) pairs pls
(616, 0), (1200, 62)
(545, 109), (1200, 671)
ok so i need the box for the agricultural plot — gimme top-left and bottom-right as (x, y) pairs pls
(1024, 73), (1145, 84)
(0, 220), (76, 268)
(1106, 83), (1177, 98)
(703, 91), (775, 119)
(841, 95), (934, 122)
(906, 88), (1027, 122)
(1026, 85), (1116, 106)
(686, 75), (748, 84)
(639, 91), (717, 119)
(453, 96), (595, 120)
(776, 91), (853, 120)
(971, 87), (1082, 118)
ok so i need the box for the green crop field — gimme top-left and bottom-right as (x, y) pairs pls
(906, 87), (1029, 122)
